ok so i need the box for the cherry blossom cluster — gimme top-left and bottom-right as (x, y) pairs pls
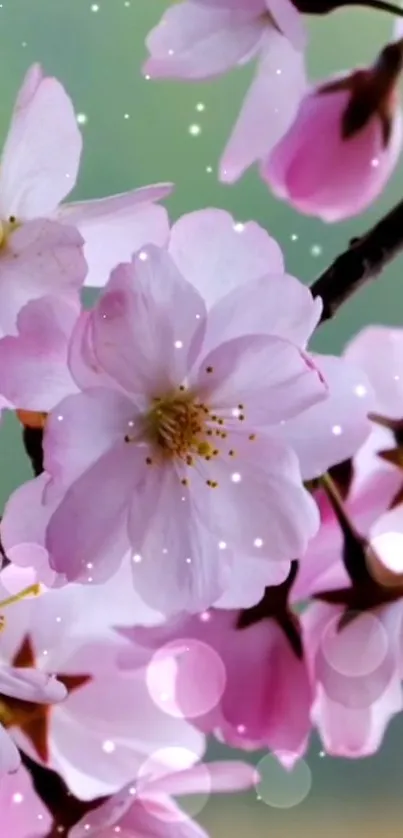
(2, 0), (403, 835)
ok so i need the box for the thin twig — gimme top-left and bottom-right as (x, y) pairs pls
(311, 196), (403, 324)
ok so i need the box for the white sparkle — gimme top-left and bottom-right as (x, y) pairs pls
(76, 113), (88, 125)
(168, 49), (175, 56)
(102, 740), (116, 753)
(114, 827), (121, 833)
(231, 472), (242, 483)
(91, 3), (100, 10)
(394, 374), (400, 381)
(124, 113), (130, 120)
(56, 616), (62, 623)
(185, 557), (192, 564)
(22, 41), (27, 47)
(371, 157), (379, 168)
(196, 102), (205, 112)
(237, 724), (246, 734)
(291, 233), (298, 241)
(254, 538), (264, 548)
(138, 251), (148, 261)
(12, 793), (23, 804)
(188, 124), (201, 136)
(129, 786), (137, 795)
(310, 244), (322, 257)
(200, 611), (211, 622)
(319, 750), (326, 757)
(233, 222), (245, 233)
(174, 340), (184, 349)
(57, 415), (64, 422)
(162, 548), (168, 555)
(332, 424), (342, 436)
(231, 408), (241, 418)
(132, 554), (142, 563)
(218, 541), (227, 550)
(354, 384), (367, 397)
(87, 577), (93, 583)
(276, 68), (282, 74)
(86, 562), (93, 569)
(145, 74), (151, 81)
(206, 166), (213, 173)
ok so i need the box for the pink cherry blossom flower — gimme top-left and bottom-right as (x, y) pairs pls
(1, 63), (172, 289)
(144, 0), (308, 183)
(1, 210), (374, 613)
(262, 41), (403, 221)
(119, 601), (313, 766)
(0, 563), (204, 799)
(70, 760), (258, 838)
(0, 765), (52, 837)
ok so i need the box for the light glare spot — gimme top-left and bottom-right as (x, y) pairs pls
(332, 424), (342, 436)
(231, 472), (241, 483)
(102, 740), (116, 753)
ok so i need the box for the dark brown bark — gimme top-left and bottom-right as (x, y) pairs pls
(311, 197), (403, 324)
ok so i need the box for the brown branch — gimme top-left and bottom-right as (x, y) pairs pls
(310, 197), (403, 324)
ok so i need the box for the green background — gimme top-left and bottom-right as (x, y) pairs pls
(0, 1), (402, 833)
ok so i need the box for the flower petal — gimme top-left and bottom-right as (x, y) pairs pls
(0, 726), (20, 775)
(0, 765), (52, 829)
(0, 665), (66, 703)
(0, 295), (78, 411)
(0, 66), (81, 218)
(44, 387), (137, 488)
(129, 463), (230, 616)
(272, 354), (375, 480)
(169, 209), (284, 309)
(0, 220), (86, 337)
(344, 325), (403, 418)
(265, 0), (307, 51)
(59, 185), (172, 288)
(148, 760), (258, 796)
(194, 334), (327, 426)
(91, 246), (206, 396)
(203, 271), (321, 355)
(220, 29), (307, 182)
(143, 1), (265, 80)
(189, 434), (319, 560)
(45, 442), (137, 582)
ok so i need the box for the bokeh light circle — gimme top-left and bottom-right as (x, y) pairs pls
(255, 753), (312, 809)
(146, 638), (226, 719)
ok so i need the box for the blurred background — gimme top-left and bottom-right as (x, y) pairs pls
(0, 0), (402, 834)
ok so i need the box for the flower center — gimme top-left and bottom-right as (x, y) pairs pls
(143, 390), (216, 462)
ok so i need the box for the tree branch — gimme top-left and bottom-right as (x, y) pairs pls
(310, 197), (403, 324)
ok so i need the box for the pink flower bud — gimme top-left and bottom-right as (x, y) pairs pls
(262, 41), (403, 221)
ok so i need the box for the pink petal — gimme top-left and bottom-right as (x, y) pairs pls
(263, 86), (402, 222)
(148, 760), (258, 796)
(129, 463), (230, 616)
(144, 2), (265, 80)
(59, 185), (172, 288)
(272, 354), (375, 480)
(194, 334), (327, 426)
(169, 209), (284, 309)
(91, 247), (206, 397)
(0, 665), (66, 703)
(265, 0), (307, 51)
(220, 29), (307, 182)
(344, 325), (403, 418)
(0, 473), (63, 584)
(0, 726), (20, 775)
(189, 434), (319, 560)
(203, 272), (322, 355)
(68, 310), (115, 391)
(0, 295), (78, 411)
(45, 442), (138, 582)
(0, 765), (51, 832)
(215, 554), (290, 609)
(51, 665), (205, 800)
(44, 387), (137, 488)
(0, 67), (81, 219)
(0, 219), (86, 337)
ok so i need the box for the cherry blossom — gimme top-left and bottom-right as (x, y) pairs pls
(143, 0), (307, 183)
(0, 563), (204, 799)
(263, 40), (403, 221)
(0, 63), (172, 289)
(119, 597), (313, 767)
(70, 760), (258, 838)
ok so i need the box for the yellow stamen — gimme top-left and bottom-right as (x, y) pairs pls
(0, 584), (41, 610)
